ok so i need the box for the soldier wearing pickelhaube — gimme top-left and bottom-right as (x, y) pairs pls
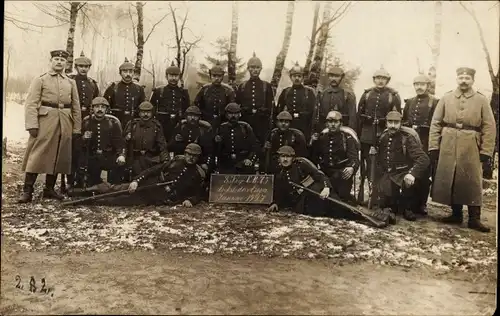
(373, 111), (429, 221)
(263, 111), (307, 174)
(236, 52), (274, 145)
(150, 61), (190, 141)
(194, 61), (236, 130)
(168, 105), (214, 171)
(277, 62), (317, 141)
(103, 57), (146, 129)
(123, 101), (169, 180)
(315, 66), (357, 132)
(310, 111), (360, 204)
(69, 51), (100, 119)
(214, 103), (259, 174)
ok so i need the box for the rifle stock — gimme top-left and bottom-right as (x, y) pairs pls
(264, 86), (277, 174)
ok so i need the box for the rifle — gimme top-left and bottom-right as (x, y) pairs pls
(126, 117), (136, 182)
(264, 86), (277, 174)
(82, 117), (92, 189)
(61, 180), (174, 206)
(289, 182), (389, 228)
(367, 115), (380, 210)
(309, 88), (321, 147)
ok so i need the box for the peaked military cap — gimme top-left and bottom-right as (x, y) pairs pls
(277, 145), (296, 156)
(373, 68), (391, 79)
(50, 50), (69, 59)
(225, 102), (241, 113)
(74, 51), (92, 66)
(185, 143), (202, 155)
(185, 105), (202, 115)
(326, 111), (342, 121)
(247, 52), (262, 68)
(139, 101), (154, 111)
(386, 111), (402, 121)
(210, 61), (225, 75)
(119, 57), (135, 71)
(276, 111), (293, 121)
(289, 61), (304, 75)
(327, 66), (344, 75)
(166, 61), (181, 75)
(92, 97), (110, 107)
(456, 67), (476, 77)
(413, 74), (430, 84)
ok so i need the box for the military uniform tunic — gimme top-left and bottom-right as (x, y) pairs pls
(194, 83), (236, 130)
(316, 87), (357, 130)
(402, 93), (439, 153)
(217, 121), (259, 174)
(265, 128), (307, 173)
(103, 80), (146, 128)
(277, 85), (317, 140)
(168, 120), (214, 166)
(68, 74), (100, 119)
(150, 84), (190, 141)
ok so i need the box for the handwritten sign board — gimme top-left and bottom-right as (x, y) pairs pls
(209, 174), (274, 204)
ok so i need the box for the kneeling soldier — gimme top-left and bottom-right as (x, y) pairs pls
(373, 111), (430, 221)
(310, 110), (360, 204)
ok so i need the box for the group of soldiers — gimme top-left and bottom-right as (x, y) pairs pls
(18, 49), (496, 233)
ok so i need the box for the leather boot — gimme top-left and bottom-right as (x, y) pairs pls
(42, 174), (65, 200)
(468, 206), (491, 233)
(403, 209), (417, 221)
(18, 173), (38, 203)
(441, 204), (463, 225)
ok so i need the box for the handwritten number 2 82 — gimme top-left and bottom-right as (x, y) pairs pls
(15, 275), (52, 295)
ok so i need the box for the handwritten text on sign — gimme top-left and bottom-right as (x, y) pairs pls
(209, 174), (274, 204)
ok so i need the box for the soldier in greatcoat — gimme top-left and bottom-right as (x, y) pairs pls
(429, 67), (496, 232)
(277, 62), (317, 141)
(103, 58), (146, 129)
(150, 61), (190, 141)
(194, 61), (236, 130)
(18, 49), (82, 203)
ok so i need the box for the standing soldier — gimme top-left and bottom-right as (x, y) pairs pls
(194, 61), (236, 130)
(277, 62), (317, 141)
(18, 49), (81, 203)
(263, 111), (307, 174)
(357, 68), (402, 200)
(103, 57), (146, 129)
(150, 61), (190, 142)
(402, 74), (439, 214)
(310, 111), (360, 204)
(372, 111), (430, 221)
(236, 52), (274, 145)
(123, 101), (169, 180)
(429, 67), (496, 232)
(214, 103), (259, 174)
(315, 66), (357, 132)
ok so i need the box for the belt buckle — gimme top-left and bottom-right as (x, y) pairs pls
(96, 149), (103, 154)
(125, 111), (131, 115)
(58, 103), (64, 109)
(388, 167), (392, 172)
(293, 113), (299, 118)
(140, 150), (146, 155)
(252, 109), (257, 114)
(456, 123), (463, 129)
(170, 114), (176, 118)
(412, 125), (418, 130)
(231, 154), (236, 160)
(81, 106), (87, 111)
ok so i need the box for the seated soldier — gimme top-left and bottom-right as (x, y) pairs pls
(69, 143), (205, 207)
(373, 111), (430, 221)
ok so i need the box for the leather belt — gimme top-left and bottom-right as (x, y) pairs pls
(443, 122), (480, 132)
(41, 101), (71, 109)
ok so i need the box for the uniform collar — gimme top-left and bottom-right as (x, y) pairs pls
(416, 93), (429, 99)
(48, 70), (67, 78)
(454, 88), (475, 99)
(324, 86), (341, 93)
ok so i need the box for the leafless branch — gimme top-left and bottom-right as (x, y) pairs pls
(128, 4), (138, 47)
(79, 7), (105, 39)
(312, 1), (352, 38)
(144, 12), (169, 43)
(5, 13), (67, 29)
(33, 2), (70, 23)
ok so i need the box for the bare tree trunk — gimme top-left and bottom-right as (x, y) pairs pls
(227, 1), (239, 90)
(270, 1), (295, 90)
(308, 2), (332, 89)
(3, 46), (11, 157)
(134, 2), (145, 81)
(65, 2), (80, 74)
(427, 1), (442, 95)
(303, 2), (320, 85)
(150, 50), (156, 88)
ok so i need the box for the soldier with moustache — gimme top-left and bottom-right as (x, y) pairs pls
(402, 74), (439, 214)
(315, 66), (357, 132)
(103, 58), (146, 129)
(372, 111), (430, 221)
(168, 105), (214, 172)
(263, 111), (307, 174)
(235, 52), (274, 146)
(18, 49), (81, 203)
(429, 67), (496, 232)
(277, 62), (317, 141)
(71, 143), (206, 208)
(150, 62), (190, 141)
(214, 103), (259, 174)
(123, 101), (169, 180)
(194, 61), (236, 130)
(310, 111), (360, 204)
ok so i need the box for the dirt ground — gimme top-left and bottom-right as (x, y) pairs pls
(1, 143), (498, 315)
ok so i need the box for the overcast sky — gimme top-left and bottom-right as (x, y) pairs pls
(4, 1), (499, 98)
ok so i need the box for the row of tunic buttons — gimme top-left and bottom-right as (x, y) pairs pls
(172, 167), (187, 185)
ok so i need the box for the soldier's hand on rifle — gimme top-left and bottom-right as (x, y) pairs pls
(182, 200), (193, 208)
(311, 133), (319, 142)
(342, 167), (355, 180)
(128, 181), (138, 193)
(83, 131), (92, 139)
(175, 134), (183, 142)
(125, 133), (132, 141)
(403, 174), (415, 187)
(267, 203), (279, 212)
(243, 159), (253, 166)
(28, 128), (38, 138)
(264, 141), (272, 149)
(319, 187), (330, 199)
(116, 155), (126, 166)
(214, 135), (222, 143)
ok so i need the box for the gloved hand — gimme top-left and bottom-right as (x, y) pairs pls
(403, 173), (416, 187)
(116, 155), (126, 165)
(480, 154), (490, 163)
(267, 203), (279, 212)
(182, 200), (193, 208)
(28, 128), (39, 138)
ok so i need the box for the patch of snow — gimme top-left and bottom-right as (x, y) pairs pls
(260, 226), (293, 238)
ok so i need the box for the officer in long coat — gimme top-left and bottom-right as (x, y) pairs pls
(373, 111), (430, 221)
(315, 66), (357, 132)
(277, 62), (317, 141)
(194, 61), (236, 130)
(429, 67), (496, 232)
(235, 53), (274, 145)
(19, 49), (82, 203)
(150, 61), (190, 141)
(103, 58), (146, 128)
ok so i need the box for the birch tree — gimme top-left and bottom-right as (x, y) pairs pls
(427, 1), (442, 95)
(228, 1), (239, 90)
(303, 2), (320, 85)
(270, 1), (295, 91)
